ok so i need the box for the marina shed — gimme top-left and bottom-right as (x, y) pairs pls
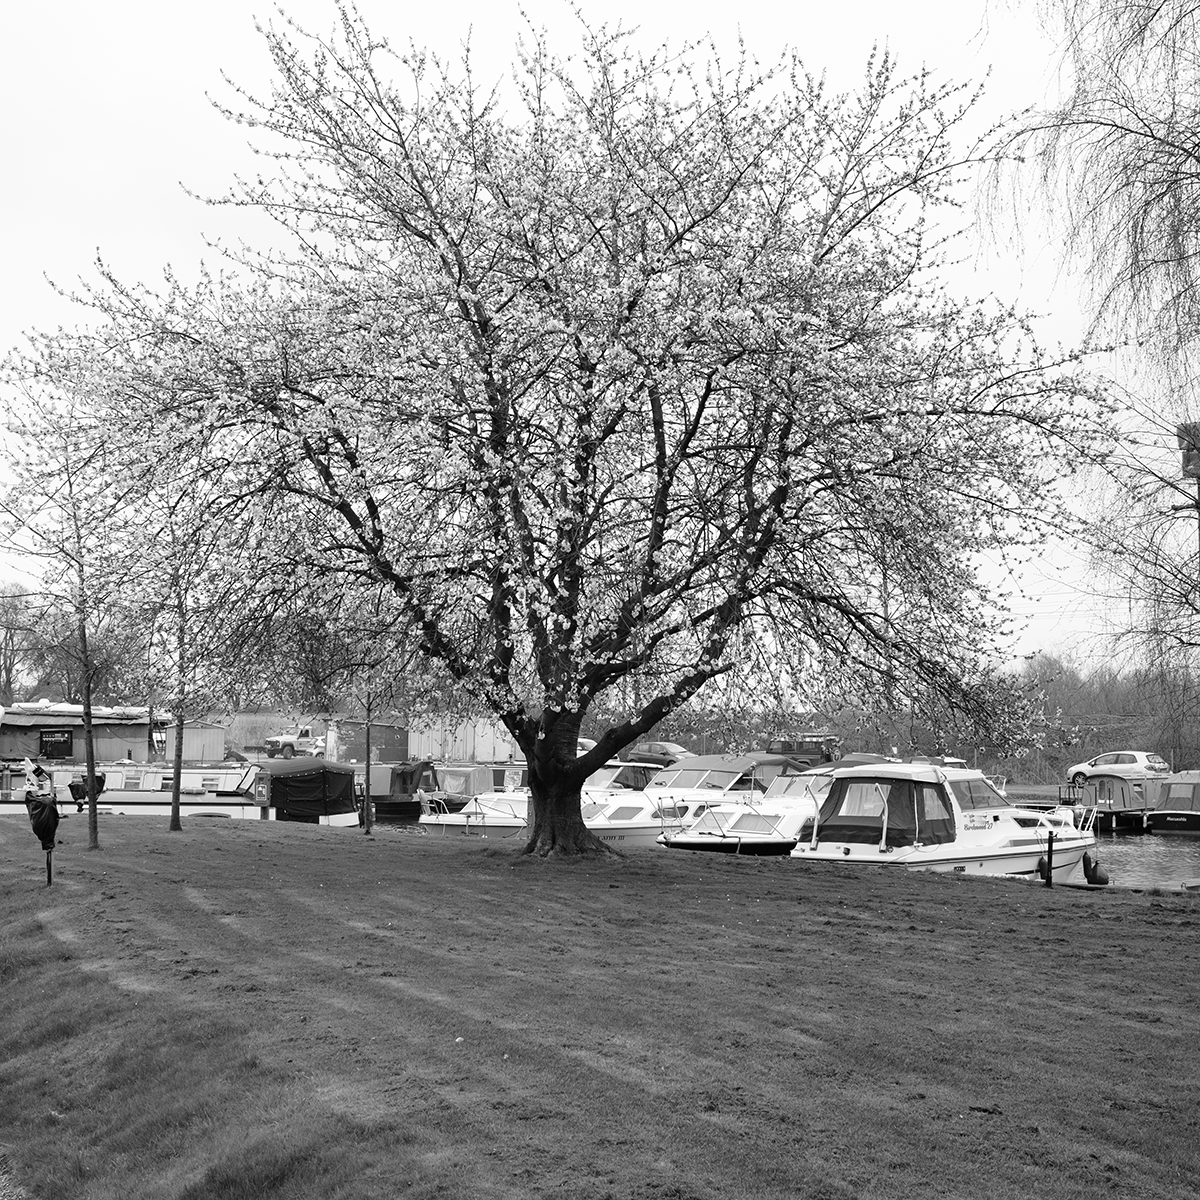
(0, 703), (155, 763)
(163, 720), (227, 763)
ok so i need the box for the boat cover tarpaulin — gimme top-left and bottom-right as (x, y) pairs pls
(817, 776), (955, 847)
(259, 759), (357, 822)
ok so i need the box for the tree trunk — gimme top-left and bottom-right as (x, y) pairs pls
(75, 607), (100, 850)
(169, 597), (186, 832)
(518, 712), (612, 857)
(363, 706), (374, 834)
(169, 709), (185, 832)
(522, 772), (611, 856)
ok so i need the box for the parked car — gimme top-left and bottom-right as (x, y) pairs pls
(621, 740), (693, 766)
(1066, 751), (1170, 786)
(263, 726), (324, 759)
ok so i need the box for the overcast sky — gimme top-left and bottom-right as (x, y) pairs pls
(0, 0), (1115, 662)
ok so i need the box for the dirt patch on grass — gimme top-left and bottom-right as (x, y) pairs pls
(2, 815), (1200, 1199)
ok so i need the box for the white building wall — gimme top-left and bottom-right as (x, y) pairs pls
(407, 718), (519, 763)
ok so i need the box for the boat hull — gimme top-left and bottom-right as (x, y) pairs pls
(791, 837), (1093, 882)
(659, 834), (798, 855)
(589, 823), (672, 849)
(1145, 811), (1200, 834)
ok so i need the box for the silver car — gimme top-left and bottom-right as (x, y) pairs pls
(1066, 751), (1171, 786)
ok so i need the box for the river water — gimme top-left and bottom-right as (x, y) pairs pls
(1088, 832), (1200, 890)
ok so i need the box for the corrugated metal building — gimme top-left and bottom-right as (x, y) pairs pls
(163, 720), (227, 763)
(0, 703), (154, 763)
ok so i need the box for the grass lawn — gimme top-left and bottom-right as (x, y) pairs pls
(2, 813), (1199, 1199)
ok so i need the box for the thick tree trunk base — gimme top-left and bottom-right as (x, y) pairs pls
(516, 746), (617, 858)
(521, 810), (617, 858)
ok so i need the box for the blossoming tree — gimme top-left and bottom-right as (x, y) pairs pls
(33, 14), (1108, 854)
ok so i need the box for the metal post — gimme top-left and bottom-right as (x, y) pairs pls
(1044, 830), (1054, 888)
(45, 850), (53, 888)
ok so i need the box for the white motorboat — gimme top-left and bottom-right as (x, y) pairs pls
(582, 793), (711, 848)
(417, 759), (703, 844)
(789, 762), (1104, 884)
(418, 789), (532, 836)
(658, 773), (833, 855)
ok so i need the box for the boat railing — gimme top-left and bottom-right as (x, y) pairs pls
(419, 794), (452, 816)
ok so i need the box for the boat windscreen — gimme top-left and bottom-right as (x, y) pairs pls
(648, 768), (738, 790)
(947, 777), (1006, 810)
(766, 774), (832, 800)
(646, 769), (686, 789)
(727, 811), (785, 835)
(584, 766), (624, 790)
(612, 763), (657, 789)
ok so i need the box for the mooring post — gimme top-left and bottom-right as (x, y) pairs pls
(45, 850), (53, 888)
(1044, 830), (1054, 888)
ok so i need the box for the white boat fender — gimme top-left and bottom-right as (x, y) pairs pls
(1082, 853), (1109, 886)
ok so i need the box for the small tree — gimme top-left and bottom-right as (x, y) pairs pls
(0, 370), (136, 850)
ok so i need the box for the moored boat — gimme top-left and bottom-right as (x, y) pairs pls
(0, 758), (360, 826)
(416, 759), (693, 843)
(789, 762), (1103, 884)
(659, 773), (833, 855)
(1082, 772), (1157, 833)
(1144, 772), (1200, 834)
(581, 794), (704, 848)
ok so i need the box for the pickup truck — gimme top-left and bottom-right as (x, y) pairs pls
(263, 727), (325, 759)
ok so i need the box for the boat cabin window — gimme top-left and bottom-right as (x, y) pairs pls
(654, 803), (693, 820)
(839, 782), (887, 817)
(917, 783), (954, 829)
(606, 805), (643, 821)
(580, 801), (608, 820)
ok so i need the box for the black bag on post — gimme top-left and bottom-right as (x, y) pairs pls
(26, 792), (60, 852)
